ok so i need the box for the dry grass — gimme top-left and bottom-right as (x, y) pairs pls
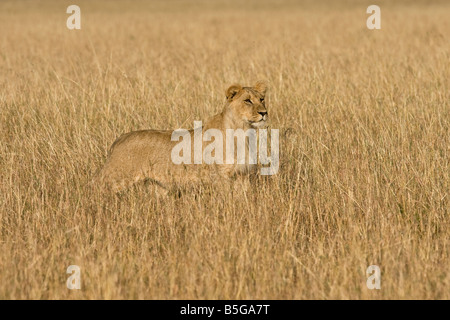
(0, 0), (449, 299)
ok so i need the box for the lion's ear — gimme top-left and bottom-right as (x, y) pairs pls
(254, 80), (268, 96)
(226, 84), (242, 101)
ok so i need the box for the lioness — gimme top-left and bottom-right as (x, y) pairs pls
(96, 81), (268, 192)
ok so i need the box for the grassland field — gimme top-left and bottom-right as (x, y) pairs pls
(0, 0), (448, 299)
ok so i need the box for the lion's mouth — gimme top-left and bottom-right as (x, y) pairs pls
(250, 119), (267, 128)
(252, 117), (267, 123)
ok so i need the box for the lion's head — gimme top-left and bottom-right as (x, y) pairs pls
(225, 81), (268, 128)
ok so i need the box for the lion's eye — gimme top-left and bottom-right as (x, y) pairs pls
(260, 98), (264, 102)
(244, 99), (252, 104)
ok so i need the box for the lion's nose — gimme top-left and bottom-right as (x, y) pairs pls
(258, 111), (267, 117)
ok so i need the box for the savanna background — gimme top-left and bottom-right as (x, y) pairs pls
(0, 0), (448, 299)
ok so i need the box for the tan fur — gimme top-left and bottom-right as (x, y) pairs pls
(95, 81), (269, 192)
